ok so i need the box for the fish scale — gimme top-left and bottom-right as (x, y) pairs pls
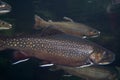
(0, 34), (115, 67)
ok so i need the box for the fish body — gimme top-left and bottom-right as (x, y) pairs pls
(0, 0), (11, 14)
(0, 20), (12, 30)
(34, 15), (100, 38)
(0, 34), (115, 67)
(55, 65), (118, 80)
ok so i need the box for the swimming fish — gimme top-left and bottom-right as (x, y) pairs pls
(106, 0), (120, 13)
(0, 34), (115, 67)
(34, 15), (100, 38)
(0, 20), (12, 30)
(53, 65), (118, 80)
(0, 0), (11, 14)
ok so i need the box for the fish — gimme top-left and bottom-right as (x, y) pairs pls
(0, 0), (11, 14)
(106, 0), (120, 13)
(53, 65), (118, 80)
(0, 20), (12, 30)
(0, 34), (115, 67)
(34, 15), (100, 38)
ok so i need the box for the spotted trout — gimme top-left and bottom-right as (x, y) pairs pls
(53, 65), (118, 80)
(34, 15), (100, 38)
(0, 0), (11, 14)
(0, 34), (115, 67)
(0, 20), (12, 30)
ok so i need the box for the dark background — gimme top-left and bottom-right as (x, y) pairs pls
(0, 0), (120, 80)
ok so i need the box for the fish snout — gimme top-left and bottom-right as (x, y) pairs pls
(8, 24), (12, 28)
(89, 50), (115, 65)
(97, 51), (115, 65)
(87, 30), (100, 38)
(88, 30), (101, 38)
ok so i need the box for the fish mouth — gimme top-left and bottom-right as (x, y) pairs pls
(98, 51), (115, 65)
(8, 24), (12, 29)
(89, 50), (115, 65)
(90, 35), (99, 38)
(86, 31), (101, 38)
(91, 31), (100, 38)
(0, 24), (12, 30)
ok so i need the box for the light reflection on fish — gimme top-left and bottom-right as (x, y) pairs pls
(34, 15), (100, 38)
(0, 0), (11, 14)
(0, 20), (12, 30)
(0, 34), (115, 67)
(53, 65), (118, 80)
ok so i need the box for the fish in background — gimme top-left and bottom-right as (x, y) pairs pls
(0, 0), (11, 14)
(34, 15), (100, 38)
(52, 65), (118, 80)
(0, 20), (12, 30)
(106, 0), (120, 32)
(0, 33), (115, 67)
(106, 0), (120, 13)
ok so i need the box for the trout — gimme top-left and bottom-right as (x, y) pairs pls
(0, 0), (11, 14)
(54, 65), (118, 80)
(0, 20), (12, 30)
(0, 34), (115, 67)
(34, 15), (100, 38)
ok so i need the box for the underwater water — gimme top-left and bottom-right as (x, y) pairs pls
(0, 0), (120, 80)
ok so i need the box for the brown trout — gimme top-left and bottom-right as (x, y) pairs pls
(0, 20), (12, 30)
(0, 34), (115, 67)
(34, 15), (100, 38)
(53, 65), (118, 80)
(0, 0), (11, 14)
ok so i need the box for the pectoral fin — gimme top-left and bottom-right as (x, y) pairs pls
(76, 61), (93, 68)
(39, 63), (54, 67)
(12, 58), (29, 65)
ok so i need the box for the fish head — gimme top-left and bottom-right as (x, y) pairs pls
(89, 49), (115, 65)
(85, 28), (101, 38)
(0, 20), (12, 30)
(0, 1), (11, 14)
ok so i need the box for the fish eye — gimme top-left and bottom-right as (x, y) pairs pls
(88, 31), (96, 35)
(90, 30), (98, 34)
(89, 30), (100, 36)
(93, 30), (98, 33)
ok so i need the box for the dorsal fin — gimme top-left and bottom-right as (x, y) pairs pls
(34, 15), (46, 22)
(34, 15), (46, 29)
(48, 20), (53, 22)
(63, 17), (74, 22)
